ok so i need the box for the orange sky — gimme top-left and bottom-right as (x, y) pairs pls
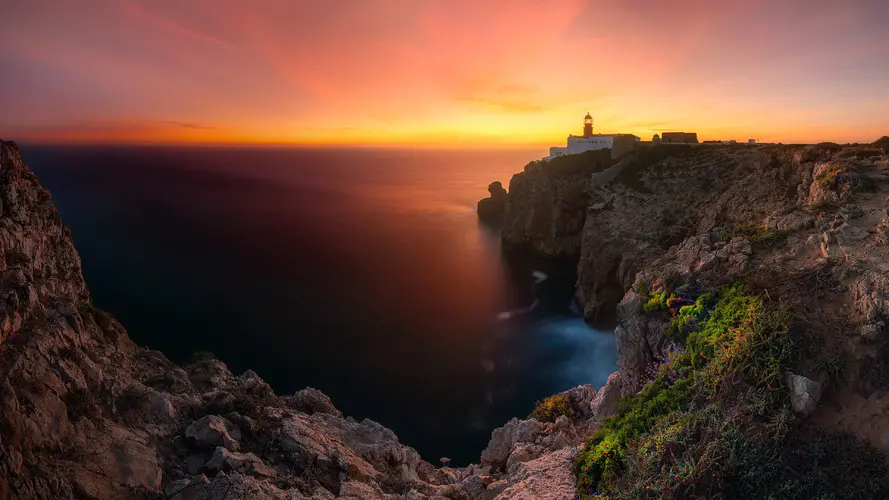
(1, 0), (888, 146)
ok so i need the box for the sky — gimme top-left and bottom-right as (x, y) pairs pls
(1, 0), (888, 146)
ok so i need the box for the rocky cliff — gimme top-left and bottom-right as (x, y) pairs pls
(502, 146), (838, 323)
(492, 140), (889, 496)
(0, 140), (618, 500)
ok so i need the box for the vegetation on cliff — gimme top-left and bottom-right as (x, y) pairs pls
(575, 283), (888, 499)
(530, 394), (574, 423)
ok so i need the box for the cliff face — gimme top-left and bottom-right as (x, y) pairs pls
(502, 146), (825, 323)
(501, 150), (614, 257)
(498, 142), (889, 458)
(0, 140), (612, 500)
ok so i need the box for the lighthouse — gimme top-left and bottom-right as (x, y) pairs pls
(583, 113), (593, 138)
(541, 113), (640, 161)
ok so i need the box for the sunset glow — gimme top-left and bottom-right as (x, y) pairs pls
(2, 0), (888, 145)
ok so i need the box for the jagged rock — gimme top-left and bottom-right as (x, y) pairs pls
(614, 290), (671, 392)
(851, 272), (889, 324)
(765, 210), (815, 231)
(188, 359), (236, 392)
(506, 443), (546, 470)
(560, 384), (597, 420)
(338, 480), (389, 499)
(588, 372), (623, 424)
(291, 387), (343, 417)
(185, 415), (242, 451)
(477, 181), (508, 223)
(205, 446), (277, 477)
(170, 473), (289, 500)
(148, 389), (177, 423)
(480, 418), (547, 470)
(239, 369), (273, 397)
(482, 479), (509, 499)
(807, 162), (853, 207)
(494, 447), (578, 500)
(278, 413), (387, 484)
(165, 478), (192, 497)
(226, 412), (256, 432)
(786, 372), (823, 417)
(457, 474), (491, 499)
(166, 367), (193, 393)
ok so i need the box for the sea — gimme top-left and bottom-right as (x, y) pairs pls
(21, 145), (617, 465)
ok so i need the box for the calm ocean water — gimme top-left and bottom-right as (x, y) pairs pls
(22, 145), (617, 464)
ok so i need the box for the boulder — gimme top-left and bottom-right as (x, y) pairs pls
(786, 372), (823, 417)
(457, 474), (490, 499)
(185, 415), (242, 451)
(480, 418), (546, 470)
(69, 424), (163, 495)
(807, 162), (853, 207)
(238, 369), (273, 397)
(291, 387), (343, 417)
(169, 473), (289, 500)
(588, 372), (623, 424)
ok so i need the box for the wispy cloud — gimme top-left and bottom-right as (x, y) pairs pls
(152, 120), (220, 130)
(452, 81), (606, 114)
(124, 0), (230, 47)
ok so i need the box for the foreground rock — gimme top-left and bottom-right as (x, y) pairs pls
(786, 372), (823, 418)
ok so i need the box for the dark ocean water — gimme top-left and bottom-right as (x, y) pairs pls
(21, 145), (617, 465)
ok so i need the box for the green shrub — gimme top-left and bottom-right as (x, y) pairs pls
(530, 394), (573, 423)
(574, 283), (882, 498)
(642, 289), (674, 313)
(816, 163), (852, 193)
(575, 373), (699, 492)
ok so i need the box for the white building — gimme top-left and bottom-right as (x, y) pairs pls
(542, 113), (640, 161)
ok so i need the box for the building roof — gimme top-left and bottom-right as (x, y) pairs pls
(569, 133), (638, 138)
